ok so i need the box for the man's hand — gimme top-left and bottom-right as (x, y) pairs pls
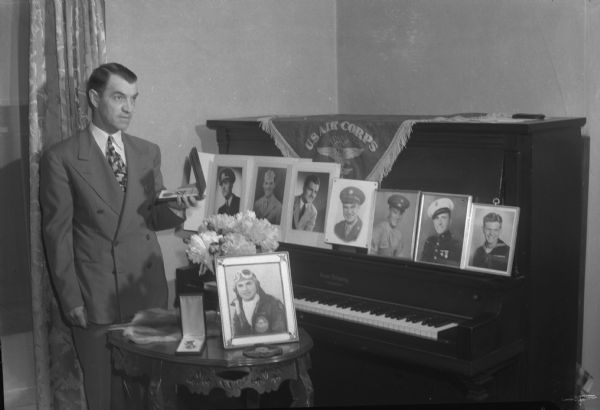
(167, 194), (199, 215)
(67, 305), (88, 328)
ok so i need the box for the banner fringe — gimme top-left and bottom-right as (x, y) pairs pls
(366, 119), (418, 183)
(258, 116), (300, 158)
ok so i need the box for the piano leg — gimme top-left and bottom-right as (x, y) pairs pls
(462, 371), (494, 401)
(289, 354), (314, 407)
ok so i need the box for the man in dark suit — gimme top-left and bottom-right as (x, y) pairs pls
(334, 186), (365, 242)
(292, 174), (320, 231)
(40, 63), (194, 410)
(217, 167), (240, 215)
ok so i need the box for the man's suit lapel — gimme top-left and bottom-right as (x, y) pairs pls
(116, 133), (145, 236)
(74, 129), (124, 215)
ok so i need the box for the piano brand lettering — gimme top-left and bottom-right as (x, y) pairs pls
(319, 272), (350, 286)
(305, 120), (378, 152)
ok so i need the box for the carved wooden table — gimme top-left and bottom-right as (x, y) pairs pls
(108, 328), (313, 409)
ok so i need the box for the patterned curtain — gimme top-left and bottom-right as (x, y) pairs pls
(29, 0), (106, 408)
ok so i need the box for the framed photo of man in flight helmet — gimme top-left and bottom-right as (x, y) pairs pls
(215, 252), (298, 349)
(414, 192), (472, 268)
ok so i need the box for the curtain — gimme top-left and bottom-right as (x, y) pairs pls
(29, 0), (106, 408)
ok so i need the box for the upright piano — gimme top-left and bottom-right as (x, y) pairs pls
(206, 115), (588, 408)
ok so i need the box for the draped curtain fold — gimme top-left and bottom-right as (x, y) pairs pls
(29, 0), (106, 408)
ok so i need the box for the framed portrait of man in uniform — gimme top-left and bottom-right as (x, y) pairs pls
(368, 190), (420, 260)
(283, 161), (341, 249)
(207, 155), (253, 217)
(215, 252), (298, 349)
(414, 192), (472, 267)
(464, 203), (520, 276)
(247, 156), (304, 242)
(324, 178), (378, 249)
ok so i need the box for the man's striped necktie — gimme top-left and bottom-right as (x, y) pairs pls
(106, 135), (127, 191)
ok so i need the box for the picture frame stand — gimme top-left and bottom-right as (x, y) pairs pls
(176, 294), (207, 355)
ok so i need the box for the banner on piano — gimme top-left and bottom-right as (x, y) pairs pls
(258, 115), (419, 183)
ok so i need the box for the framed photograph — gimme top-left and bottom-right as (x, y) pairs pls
(215, 252), (299, 349)
(283, 161), (341, 248)
(247, 157), (299, 241)
(463, 204), (520, 276)
(368, 190), (420, 260)
(414, 192), (472, 267)
(324, 178), (378, 248)
(207, 155), (253, 217)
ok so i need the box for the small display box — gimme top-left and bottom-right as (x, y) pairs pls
(176, 294), (206, 354)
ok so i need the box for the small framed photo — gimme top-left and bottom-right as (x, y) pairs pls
(283, 161), (341, 248)
(414, 192), (472, 267)
(248, 157), (298, 241)
(463, 204), (520, 276)
(368, 190), (420, 260)
(208, 155), (253, 217)
(324, 178), (378, 248)
(215, 252), (299, 349)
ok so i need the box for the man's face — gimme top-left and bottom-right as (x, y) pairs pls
(433, 212), (450, 234)
(91, 74), (138, 134)
(342, 203), (359, 223)
(262, 178), (275, 198)
(302, 182), (319, 204)
(388, 207), (402, 227)
(483, 221), (501, 246)
(236, 279), (257, 301)
(220, 180), (233, 199)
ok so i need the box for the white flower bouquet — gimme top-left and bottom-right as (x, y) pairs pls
(185, 210), (279, 273)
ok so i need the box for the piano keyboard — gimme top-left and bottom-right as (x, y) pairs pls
(294, 294), (459, 341)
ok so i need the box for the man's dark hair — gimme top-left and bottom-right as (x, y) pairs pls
(86, 62), (137, 108)
(483, 212), (503, 225)
(303, 174), (320, 189)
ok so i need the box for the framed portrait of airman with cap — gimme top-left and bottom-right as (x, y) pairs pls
(414, 192), (472, 267)
(207, 155), (253, 217)
(463, 203), (519, 276)
(324, 178), (378, 248)
(214, 252), (299, 349)
(368, 190), (420, 260)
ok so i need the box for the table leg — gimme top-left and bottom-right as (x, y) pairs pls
(289, 355), (314, 407)
(148, 363), (178, 410)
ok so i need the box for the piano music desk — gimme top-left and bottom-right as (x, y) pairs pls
(108, 326), (314, 409)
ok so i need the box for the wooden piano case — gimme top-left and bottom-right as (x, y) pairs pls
(206, 115), (588, 408)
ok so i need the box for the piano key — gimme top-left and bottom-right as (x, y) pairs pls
(294, 296), (458, 341)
